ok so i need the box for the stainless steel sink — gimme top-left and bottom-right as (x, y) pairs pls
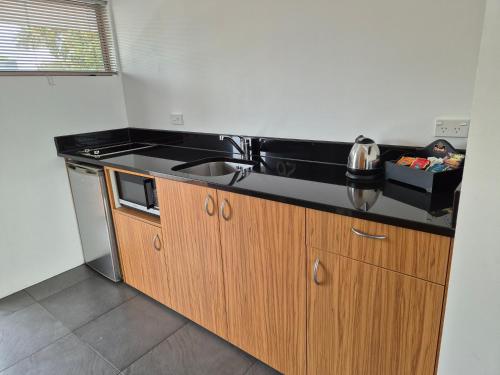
(172, 158), (257, 177)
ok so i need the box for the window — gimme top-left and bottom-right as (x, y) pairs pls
(0, 0), (117, 75)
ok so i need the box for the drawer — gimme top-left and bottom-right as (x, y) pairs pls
(306, 210), (451, 284)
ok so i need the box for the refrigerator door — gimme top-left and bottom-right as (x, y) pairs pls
(66, 162), (121, 282)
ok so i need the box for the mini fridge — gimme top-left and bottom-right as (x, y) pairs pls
(66, 161), (122, 282)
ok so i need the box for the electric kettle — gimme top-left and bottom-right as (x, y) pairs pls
(346, 135), (382, 180)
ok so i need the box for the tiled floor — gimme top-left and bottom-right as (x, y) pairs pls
(0, 265), (281, 375)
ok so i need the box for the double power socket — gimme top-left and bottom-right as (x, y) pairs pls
(435, 119), (470, 138)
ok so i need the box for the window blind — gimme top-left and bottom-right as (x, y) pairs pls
(0, 0), (117, 75)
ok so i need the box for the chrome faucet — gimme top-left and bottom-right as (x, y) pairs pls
(219, 135), (252, 160)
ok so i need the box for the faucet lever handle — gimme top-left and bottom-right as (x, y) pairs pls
(219, 135), (252, 160)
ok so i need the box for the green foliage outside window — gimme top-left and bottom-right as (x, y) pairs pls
(16, 25), (105, 71)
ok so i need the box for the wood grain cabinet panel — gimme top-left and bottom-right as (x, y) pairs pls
(113, 212), (171, 306)
(156, 178), (228, 339)
(217, 191), (306, 375)
(306, 210), (451, 284)
(307, 248), (444, 375)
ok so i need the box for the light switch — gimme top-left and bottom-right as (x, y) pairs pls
(170, 113), (184, 126)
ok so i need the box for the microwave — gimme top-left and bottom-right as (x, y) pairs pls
(114, 172), (159, 216)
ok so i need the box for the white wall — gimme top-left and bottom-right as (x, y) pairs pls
(111, 0), (485, 148)
(0, 76), (128, 298)
(439, 1), (500, 374)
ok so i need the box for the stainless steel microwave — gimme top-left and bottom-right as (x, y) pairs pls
(114, 172), (159, 216)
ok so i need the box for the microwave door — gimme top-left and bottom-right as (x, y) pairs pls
(116, 173), (160, 216)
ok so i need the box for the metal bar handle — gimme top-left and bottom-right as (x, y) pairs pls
(313, 258), (321, 285)
(204, 194), (215, 216)
(153, 234), (162, 251)
(220, 199), (232, 221)
(351, 227), (387, 240)
(143, 179), (155, 209)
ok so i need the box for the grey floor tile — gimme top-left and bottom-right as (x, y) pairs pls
(0, 303), (70, 371)
(245, 361), (282, 375)
(39, 277), (137, 331)
(0, 291), (35, 318)
(75, 294), (187, 370)
(26, 265), (96, 301)
(123, 323), (254, 375)
(0, 334), (119, 375)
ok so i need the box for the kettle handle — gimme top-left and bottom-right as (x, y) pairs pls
(355, 135), (365, 143)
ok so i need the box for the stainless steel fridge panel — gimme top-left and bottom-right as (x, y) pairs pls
(67, 162), (121, 282)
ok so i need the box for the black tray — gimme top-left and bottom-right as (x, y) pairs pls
(383, 180), (454, 214)
(384, 140), (464, 193)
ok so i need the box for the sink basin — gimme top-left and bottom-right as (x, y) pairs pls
(172, 158), (257, 177)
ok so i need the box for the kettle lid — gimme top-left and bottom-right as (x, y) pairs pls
(355, 135), (375, 145)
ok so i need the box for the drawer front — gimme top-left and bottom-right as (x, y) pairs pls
(306, 210), (451, 284)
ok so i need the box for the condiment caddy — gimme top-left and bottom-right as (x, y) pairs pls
(384, 139), (465, 193)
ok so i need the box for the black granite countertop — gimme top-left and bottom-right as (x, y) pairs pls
(56, 128), (460, 237)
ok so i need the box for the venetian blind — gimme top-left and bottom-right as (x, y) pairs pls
(0, 0), (117, 75)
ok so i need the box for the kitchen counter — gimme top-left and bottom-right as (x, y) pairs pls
(56, 128), (459, 237)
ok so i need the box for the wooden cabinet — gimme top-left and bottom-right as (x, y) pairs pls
(306, 209), (451, 375)
(156, 179), (228, 338)
(307, 248), (445, 375)
(113, 212), (171, 306)
(108, 169), (451, 375)
(217, 191), (306, 375)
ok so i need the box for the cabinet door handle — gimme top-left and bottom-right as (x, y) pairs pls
(204, 194), (215, 216)
(351, 227), (387, 240)
(153, 234), (162, 251)
(220, 199), (232, 221)
(313, 258), (321, 285)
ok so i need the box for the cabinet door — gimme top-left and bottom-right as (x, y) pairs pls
(218, 191), (306, 375)
(307, 248), (444, 375)
(113, 213), (170, 305)
(156, 179), (228, 338)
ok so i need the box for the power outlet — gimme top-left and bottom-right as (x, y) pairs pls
(170, 113), (184, 126)
(435, 119), (470, 138)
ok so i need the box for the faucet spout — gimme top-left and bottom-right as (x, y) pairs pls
(219, 135), (251, 160)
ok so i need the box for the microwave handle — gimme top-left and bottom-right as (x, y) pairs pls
(143, 179), (155, 209)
